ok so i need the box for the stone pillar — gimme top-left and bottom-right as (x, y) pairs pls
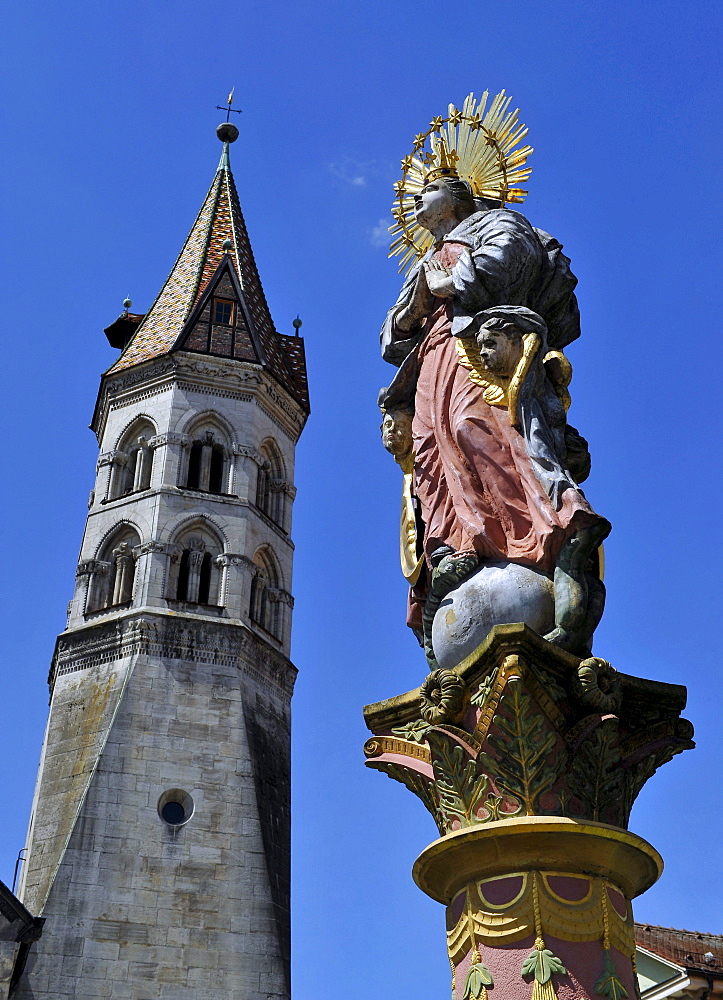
(96, 451), (115, 502)
(185, 538), (206, 603)
(363, 625), (694, 1000)
(271, 481), (297, 533)
(73, 560), (96, 622)
(199, 432), (214, 491)
(269, 587), (295, 646)
(134, 540), (166, 607)
(107, 451), (129, 500)
(111, 542), (135, 605)
(132, 437), (151, 491)
(215, 553), (251, 618)
(226, 449), (237, 495)
(149, 432), (189, 488)
(232, 444), (263, 502)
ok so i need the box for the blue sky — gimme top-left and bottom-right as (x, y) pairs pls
(0, 1), (721, 996)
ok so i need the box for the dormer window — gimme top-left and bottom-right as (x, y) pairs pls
(213, 298), (235, 326)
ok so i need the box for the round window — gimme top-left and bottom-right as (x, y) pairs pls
(157, 788), (194, 827)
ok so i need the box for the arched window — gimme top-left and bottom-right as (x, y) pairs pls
(183, 430), (228, 495)
(108, 420), (155, 500)
(86, 526), (140, 613)
(169, 528), (222, 606)
(249, 548), (281, 639)
(256, 440), (286, 527)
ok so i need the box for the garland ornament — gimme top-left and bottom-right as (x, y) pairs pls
(463, 898), (494, 1000)
(521, 872), (567, 1000)
(594, 885), (630, 1000)
(390, 90), (534, 272)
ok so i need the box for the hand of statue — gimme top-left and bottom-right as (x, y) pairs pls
(423, 259), (455, 298)
(395, 266), (436, 332)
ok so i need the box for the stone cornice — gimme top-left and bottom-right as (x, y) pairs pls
(92, 354), (306, 444)
(50, 610), (297, 698)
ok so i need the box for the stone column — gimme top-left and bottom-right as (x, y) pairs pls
(269, 587), (295, 646)
(73, 560), (97, 622)
(199, 432), (214, 492)
(271, 481), (297, 533)
(185, 537), (206, 603)
(132, 437), (151, 491)
(134, 540), (167, 607)
(149, 432), (189, 488)
(226, 449), (237, 495)
(363, 626), (694, 1000)
(232, 444), (263, 502)
(216, 553), (252, 618)
(96, 452), (115, 502)
(111, 542), (135, 605)
(107, 451), (129, 500)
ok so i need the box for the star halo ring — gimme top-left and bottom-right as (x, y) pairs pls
(389, 91), (534, 273)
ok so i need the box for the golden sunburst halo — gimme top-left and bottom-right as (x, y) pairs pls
(389, 91), (534, 273)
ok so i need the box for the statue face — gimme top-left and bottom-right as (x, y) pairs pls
(476, 323), (523, 375)
(414, 181), (457, 233)
(382, 410), (413, 461)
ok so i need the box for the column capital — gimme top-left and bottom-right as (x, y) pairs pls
(76, 559), (111, 578)
(270, 480), (297, 499)
(363, 625), (695, 1000)
(136, 540), (166, 556)
(268, 587), (294, 608)
(232, 444), (264, 466)
(216, 552), (255, 571)
(97, 449), (129, 470)
(149, 432), (190, 450)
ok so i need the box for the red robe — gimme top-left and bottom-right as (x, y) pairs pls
(408, 242), (600, 629)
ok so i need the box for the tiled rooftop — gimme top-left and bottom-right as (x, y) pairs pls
(107, 145), (309, 412)
(636, 923), (723, 974)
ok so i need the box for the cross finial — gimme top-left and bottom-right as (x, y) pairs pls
(216, 87), (243, 123)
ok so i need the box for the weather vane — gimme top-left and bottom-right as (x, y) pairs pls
(216, 88), (243, 122)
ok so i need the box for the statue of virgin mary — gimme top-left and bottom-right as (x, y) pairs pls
(379, 94), (610, 666)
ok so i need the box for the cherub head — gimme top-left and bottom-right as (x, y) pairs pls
(476, 319), (525, 375)
(474, 306), (548, 376)
(381, 407), (414, 472)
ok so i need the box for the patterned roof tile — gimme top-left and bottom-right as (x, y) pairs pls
(107, 145), (309, 412)
(635, 923), (723, 974)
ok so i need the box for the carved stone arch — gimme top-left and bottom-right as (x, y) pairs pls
(249, 545), (284, 639)
(92, 517), (145, 559)
(167, 515), (226, 606)
(115, 413), (159, 450)
(85, 522), (142, 614)
(176, 410), (234, 494)
(159, 510), (230, 549)
(175, 408), (235, 446)
(109, 415), (158, 498)
(258, 437), (286, 478)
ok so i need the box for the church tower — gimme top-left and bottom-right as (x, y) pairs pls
(14, 120), (309, 999)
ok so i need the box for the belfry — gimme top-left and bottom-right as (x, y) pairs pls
(8, 120), (308, 998)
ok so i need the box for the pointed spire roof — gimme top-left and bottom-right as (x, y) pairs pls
(107, 140), (309, 412)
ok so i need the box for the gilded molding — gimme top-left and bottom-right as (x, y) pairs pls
(446, 872), (635, 962)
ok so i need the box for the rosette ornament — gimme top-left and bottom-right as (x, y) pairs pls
(420, 668), (466, 725)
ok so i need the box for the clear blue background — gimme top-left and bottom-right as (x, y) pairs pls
(0, 1), (720, 996)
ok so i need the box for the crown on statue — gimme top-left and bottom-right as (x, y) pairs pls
(390, 91), (534, 273)
(422, 134), (461, 184)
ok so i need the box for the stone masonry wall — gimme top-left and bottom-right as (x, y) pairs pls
(16, 614), (294, 1000)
